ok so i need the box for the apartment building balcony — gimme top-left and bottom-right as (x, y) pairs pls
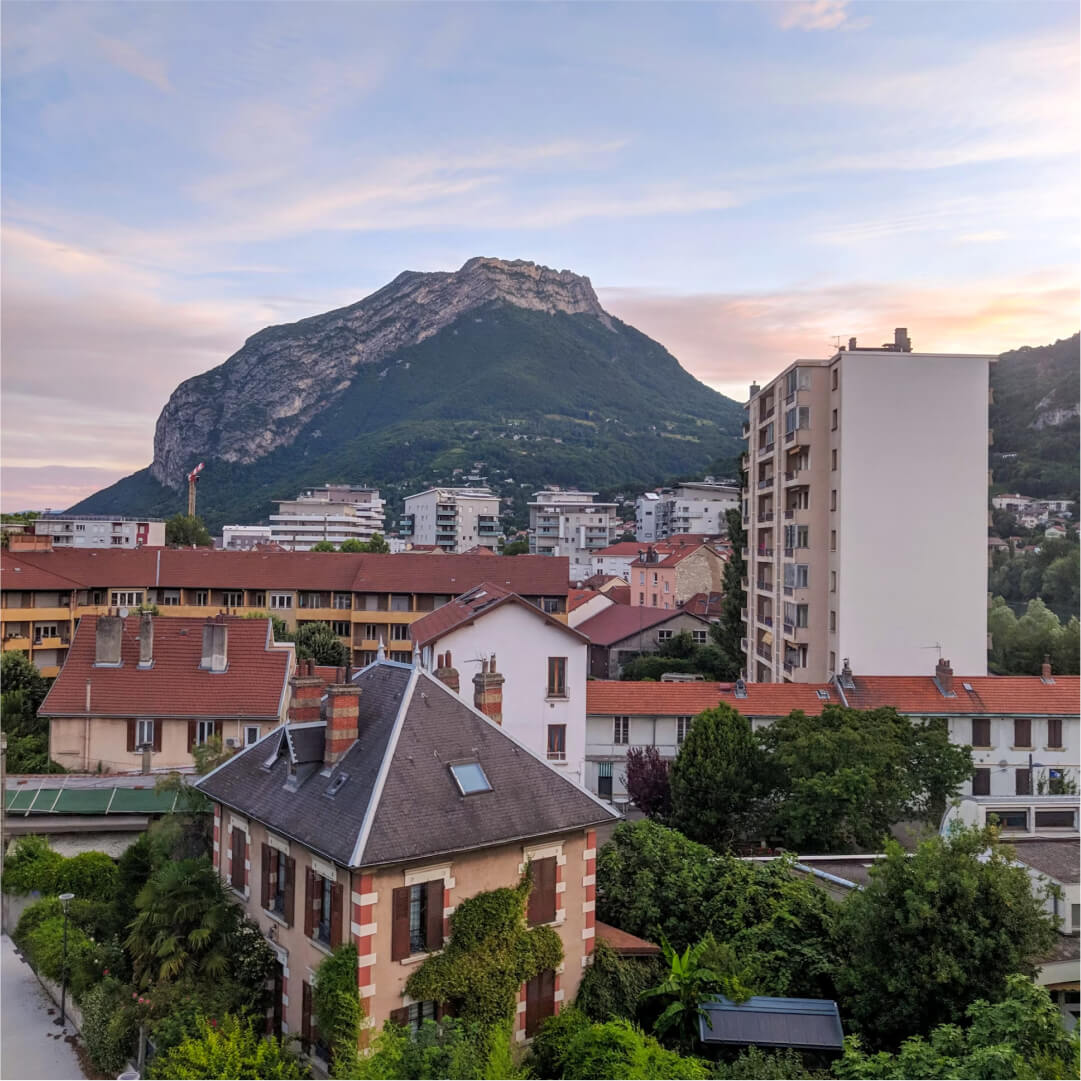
(477, 524), (500, 536)
(740, 637), (749, 652)
(33, 635), (69, 649)
(783, 427), (812, 448)
(756, 613), (773, 629)
(741, 422), (750, 438)
(740, 453), (749, 471)
(760, 402), (776, 422)
(756, 643), (773, 662)
(435, 526), (458, 537)
(740, 608), (748, 622)
(3, 635), (31, 651)
(757, 476), (774, 491)
(783, 624), (811, 644)
(783, 469), (809, 487)
(757, 547), (774, 558)
(755, 578), (773, 592)
(756, 512), (774, 524)
(757, 442), (775, 459)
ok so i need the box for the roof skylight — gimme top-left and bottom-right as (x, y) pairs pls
(449, 761), (492, 796)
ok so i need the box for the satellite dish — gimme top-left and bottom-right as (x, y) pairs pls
(119, 607), (130, 618)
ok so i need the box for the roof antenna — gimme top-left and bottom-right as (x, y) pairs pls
(412, 641), (421, 668)
(920, 642), (943, 660)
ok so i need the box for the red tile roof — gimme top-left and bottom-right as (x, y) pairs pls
(595, 921), (661, 957)
(587, 680), (833, 715)
(1, 553), (85, 592)
(605, 585), (631, 605)
(410, 583), (587, 647)
(568, 588), (605, 612)
(586, 675), (1081, 718)
(683, 592), (724, 618)
(2, 548), (569, 596)
(40, 615), (292, 719)
(576, 606), (706, 647)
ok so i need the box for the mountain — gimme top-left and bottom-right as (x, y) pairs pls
(71, 258), (745, 530)
(990, 333), (1080, 500)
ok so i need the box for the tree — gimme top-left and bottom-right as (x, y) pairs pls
(710, 508), (746, 680)
(294, 622), (349, 666)
(668, 705), (771, 850)
(363, 532), (390, 554)
(311, 540), (337, 552)
(758, 706), (972, 852)
(834, 827), (1059, 1049)
(596, 821), (838, 1000)
(833, 975), (1079, 1079)
(357, 1017), (501, 1080)
(574, 940), (665, 1024)
(339, 538), (365, 552)
(1, 652), (58, 773)
(147, 1015), (305, 1080)
(552, 1018), (709, 1079)
(165, 514), (213, 547)
(501, 539), (530, 556)
(622, 746), (671, 819)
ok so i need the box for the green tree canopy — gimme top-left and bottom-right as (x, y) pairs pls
(311, 540), (337, 552)
(1, 651), (59, 772)
(294, 622), (349, 666)
(834, 827), (1059, 1049)
(501, 539), (530, 556)
(710, 507), (746, 680)
(147, 1015), (305, 1080)
(165, 514), (213, 547)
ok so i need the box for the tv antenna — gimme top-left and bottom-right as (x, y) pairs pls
(920, 642), (943, 659)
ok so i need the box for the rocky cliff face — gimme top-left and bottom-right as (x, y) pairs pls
(151, 258), (614, 489)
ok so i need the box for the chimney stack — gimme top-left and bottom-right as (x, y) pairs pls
(935, 657), (954, 695)
(95, 613), (123, 666)
(324, 681), (361, 769)
(473, 655), (505, 726)
(848, 337), (857, 351)
(138, 611), (154, 668)
(895, 327), (911, 352)
(289, 658), (325, 723)
(435, 650), (461, 694)
(1041, 655), (1054, 683)
(201, 616), (228, 672)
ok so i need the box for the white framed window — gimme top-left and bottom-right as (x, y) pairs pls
(223, 591), (243, 608)
(657, 629), (673, 642)
(245, 725), (261, 746)
(136, 719), (155, 747)
(332, 621), (350, 637)
(391, 624), (410, 641)
(196, 720), (216, 745)
(677, 716), (691, 744)
(111, 590), (144, 607)
(692, 630), (707, 644)
(269, 593), (293, 610)
(194, 590), (209, 606)
(162, 589), (181, 606)
(614, 716), (630, 745)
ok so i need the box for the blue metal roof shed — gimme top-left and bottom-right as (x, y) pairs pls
(698, 996), (844, 1051)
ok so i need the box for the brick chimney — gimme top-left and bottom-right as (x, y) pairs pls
(200, 615), (228, 672)
(138, 611), (154, 668)
(289, 658), (325, 723)
(473, 655), (505, 726)
(1041, 655), (1054, 683)
(434, 650), (461, 694)
(324, 681), (361, 769)
(935, 657), (954, 696)
(95, 613), (122, 666)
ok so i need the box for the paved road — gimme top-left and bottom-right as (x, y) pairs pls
(1, 934), (86, 1080)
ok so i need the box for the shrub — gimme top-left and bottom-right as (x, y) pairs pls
(23, 915), (103, 1001)
(14, 896), (114, 947)
(2, 835), (64, 895)
(313, 943), (362, 1076)
(81, 978), (139, 1075)
(359, 1017), (505, 1080)
(558, 1018), (708, 1080)
(147, 1015), (306, 1080)
(54, 850), (118, 899)
(529, 1008), (593, 1078)
(574, 941), (665, 1023)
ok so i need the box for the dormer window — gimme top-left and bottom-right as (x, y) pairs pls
(449, 761), (491, 795)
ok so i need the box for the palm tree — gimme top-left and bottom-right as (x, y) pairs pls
(126, 858), (237, 987)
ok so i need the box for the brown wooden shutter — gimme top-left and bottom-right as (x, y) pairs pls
(301, 981), (312, 1045)
(215, 720), (224, 740)
(231, 828), (245, 890)
(972, 718), (990, 746)
(425, 879), (444, 950)
(330, 880), (344, 948)
(528, 857), (556, 926)
(1015, 718), (1031, 747)
(304, 867), (316, 938)
(1048, 718), (1063, 748)
(283, 857), (296, 926)
(187, 720), (196, 751)
(972, 768), (990, 796)
(391, 886), (411, 961)
(1016, 768), (1032, 796)
(525, 970), (555, 1037)
(389, 1006), (410, 1028)
(260, 844), (272, 909)
(152, 721), (162, 752)
(126, 720), (136, 752)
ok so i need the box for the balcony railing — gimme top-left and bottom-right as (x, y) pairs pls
(758, 443), (775, 457)
(757, 513), (773, 523)
(757, 615), (773, 627)
(784, 510), (794, 519)
(757, 547), (773, 557)
(756, 579), (773, 591)
(757, 477), (774, 490)
(756, 644), (773, 661)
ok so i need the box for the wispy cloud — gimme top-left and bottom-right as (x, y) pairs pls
(776, 1), (868, 33)
(94, 32), (171, 92)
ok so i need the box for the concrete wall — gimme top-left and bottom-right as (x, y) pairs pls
(837, 352), (990, 676)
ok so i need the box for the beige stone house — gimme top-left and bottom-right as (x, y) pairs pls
(197, 658), (616, 1060)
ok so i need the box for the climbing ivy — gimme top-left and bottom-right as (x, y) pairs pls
(405, 874), (563, 1040)
(314, 943), (363, 1079)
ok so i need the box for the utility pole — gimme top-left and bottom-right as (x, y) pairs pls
(187, 462), (204, 517)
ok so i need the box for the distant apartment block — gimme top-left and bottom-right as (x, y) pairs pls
(529, 490), (619, 581)
(32, 514), (164, 549)
(743, 329), (995, 683)
(269, 485), (385, 550)
(400, 487), (501, 553)
(636, 481), (740, 542)
(222, 524), (273, 549)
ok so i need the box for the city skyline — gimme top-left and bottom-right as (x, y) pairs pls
(3, 0), (1079, 511)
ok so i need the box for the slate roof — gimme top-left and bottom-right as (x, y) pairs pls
(577, 605), (706, 647)
(1, 548), (569, 596)
(39, 615), (291, 719)
(1010, 839), (1080, 884)
(197, 661), (616, 869)
(698, 996), (844, 1051)
(409, 583), (588, 648)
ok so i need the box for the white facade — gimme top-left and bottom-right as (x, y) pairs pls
(529, 490), (619, 581)
(568, 593), (614, 628)
(221, 524), (273, 549)
(34, 515), (164, 548)
(420, 604), (589, 786)
(269, 485), (385, 550)
(636, 482), (739, 542)
(401, 487), (501, 552)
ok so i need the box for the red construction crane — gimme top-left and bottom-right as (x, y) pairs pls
(187, 462), (204, 517)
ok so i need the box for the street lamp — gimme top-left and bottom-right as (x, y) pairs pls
(58, 893), (75, 1028)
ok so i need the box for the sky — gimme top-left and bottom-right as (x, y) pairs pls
(2, 0), (1078, 512)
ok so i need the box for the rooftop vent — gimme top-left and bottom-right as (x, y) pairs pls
(816, 690), (830, 700)
(326, 773), (349, 798)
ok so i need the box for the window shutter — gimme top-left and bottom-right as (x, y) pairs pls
(525, 970), (555, 1037)
(304, 867), (316, 938)
(1015, 718), (1031, 747)
(231, 828), (245, 890)
(301, 981), (312, 1045)
(425, 879), (444, 950)
(126, 720), (136, 753)
(528, 857), (556, 926)
(187, 720), (196, 752)
(330, 880), (344, 949)
(389, 1006), (410, 1028)
(281, 856), (294, 926)
(391, 886), (411, 961)
(972, 768), (990, 796)
(152, 721), (162, 752)
(1048, 718), (1063, 748)
(260, 844), (272, 909)
(215, 720), (224, 740)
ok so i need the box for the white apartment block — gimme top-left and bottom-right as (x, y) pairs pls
(636, 481), (740, 541)
(743, 329), (995, 682)
(33, 514), (165, 548)
(268, 485), (385, 551)
(221, 524), (273, 549)
(529, 490), (620, 581)
(400, 487), (501, 552)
